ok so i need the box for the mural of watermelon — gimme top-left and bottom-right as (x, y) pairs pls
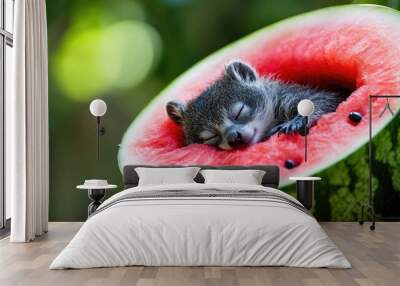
(118, 4), (400, 187)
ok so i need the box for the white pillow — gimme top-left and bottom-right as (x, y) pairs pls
(200, 169), (266, 185)
(135, 167), (200, 186)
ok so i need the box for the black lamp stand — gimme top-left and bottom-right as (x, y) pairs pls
(304, 116), (308, 162)
(96, 116), (106, 160)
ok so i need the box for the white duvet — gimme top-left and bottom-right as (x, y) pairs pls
(50, 183), (350, 269)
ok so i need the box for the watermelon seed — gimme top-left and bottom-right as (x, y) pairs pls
(349, 112), (362, 123)
(284, 160), (298, 169)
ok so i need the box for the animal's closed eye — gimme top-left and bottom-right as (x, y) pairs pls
(203, 134), (219, 144)
(234, 104), (245, 121)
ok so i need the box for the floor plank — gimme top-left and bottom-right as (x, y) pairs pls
(0, 222), (399, 286)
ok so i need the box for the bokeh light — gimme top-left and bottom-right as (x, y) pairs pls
(101, 21), (161, 89)
(54, 16), (161, 101)
(55, 28), (110, 101)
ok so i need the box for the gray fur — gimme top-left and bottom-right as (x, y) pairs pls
(166, 60), (345, 150)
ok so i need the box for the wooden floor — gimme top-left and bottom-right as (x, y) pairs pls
(0, 222), (399, 286)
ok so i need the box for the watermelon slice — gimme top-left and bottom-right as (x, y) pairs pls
(118, 4), (400, 186)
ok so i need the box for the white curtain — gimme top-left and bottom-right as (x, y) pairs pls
(7, 0), (49, 242)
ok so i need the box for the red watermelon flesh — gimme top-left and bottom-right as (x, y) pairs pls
(118, 5), (400, 186)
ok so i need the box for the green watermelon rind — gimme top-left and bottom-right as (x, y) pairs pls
(118, 4), (400, 184)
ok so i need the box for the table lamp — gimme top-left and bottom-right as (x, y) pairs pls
(89, 99), (107, 160)
(297, 99), (314, 162)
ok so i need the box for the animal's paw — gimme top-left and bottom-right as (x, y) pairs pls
(277, 116), (306, 135)
(263, 124), (285, 138)
(263, 117), (306, 139)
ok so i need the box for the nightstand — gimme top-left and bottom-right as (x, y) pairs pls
(77, 180), (117, 217)
(289, 177), (321, 210)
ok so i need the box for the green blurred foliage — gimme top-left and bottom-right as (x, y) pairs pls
(54, 2), (161, 100)
(47, 0), (400, 221)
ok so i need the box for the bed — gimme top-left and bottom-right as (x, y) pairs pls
(50, 165), (350, 269)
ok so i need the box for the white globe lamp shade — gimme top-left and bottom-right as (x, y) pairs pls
(297, 99), (315, 117)
(90, 99), (107, 117)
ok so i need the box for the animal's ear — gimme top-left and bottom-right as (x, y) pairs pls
(166, 100), (186, 125)
(225, 60), (258, 82)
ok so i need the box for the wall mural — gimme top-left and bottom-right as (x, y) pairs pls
(47, 1), (400, 222)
